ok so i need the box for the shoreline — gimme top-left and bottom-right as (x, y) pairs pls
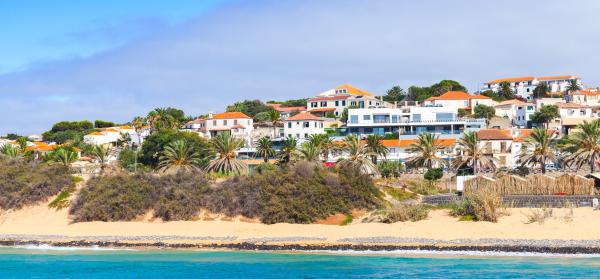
(3, 235), (600, 255)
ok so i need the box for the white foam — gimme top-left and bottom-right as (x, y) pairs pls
(14, 244), (136, 251)
(301, 249), (600, 258)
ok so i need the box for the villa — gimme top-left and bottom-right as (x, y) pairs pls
(423, 91), (496, 114)
(307, 84), (390, 117)
(185, 112), (254, 145)
(483, 75), (581, 100)
(83, 125), (143, 147)
(283, 112), (324, 140)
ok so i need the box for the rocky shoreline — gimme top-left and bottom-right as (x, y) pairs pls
(2, 235), (600, 255)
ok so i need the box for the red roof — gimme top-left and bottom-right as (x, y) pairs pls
(212, 112), (251, 119)
(285, 112), (323, 121)
(476, 129), (513, 140)
(267, 104), (306, 112)
(484, 76), (535, 84)
(426, 91), (491, 101)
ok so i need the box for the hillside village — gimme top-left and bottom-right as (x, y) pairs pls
(1, 75), (599, 181)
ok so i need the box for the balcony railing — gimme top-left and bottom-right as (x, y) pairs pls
(399, 130), (463, 135)
(348, 118), (486, 125)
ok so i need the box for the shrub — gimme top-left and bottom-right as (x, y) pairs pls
(424, 168), (443, 185)
(0, 157), (74, 210)
(378, 161), (404, 178)
(404, 179), (440, 195)
(450, 188), (506, 222)
(381, 204), (430, 223)
(382, 186), (417, 201)
(524, 208), (553, 224)
(253, 162), (277, 174)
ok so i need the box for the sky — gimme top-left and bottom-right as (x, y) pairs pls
(1, 0), (600, 135)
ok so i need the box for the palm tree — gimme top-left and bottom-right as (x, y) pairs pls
(205, 133), (247, 175)
(405, 132), (446, 169)
(277, 136), (298, 165)
(254, 137), (275, 163)
(268, 109), (281, 137)
(298, 141), (320, 162)
(453, 131), (498, 174)
(307, 134), (337, 162)
(562, 119), (600, 172)
(52, 148), (78, 167)
(337, 135), (378, 175)
(91, 145), (112, 172)
(365, 134), (389, 165)
(147, 108), (178, 131)
(157, 140), (203, 173)
(566, 79), (581, 94)
(518, 127), (556, 174)
(130, 116), (147, 172)
(0, 144), (22, 158)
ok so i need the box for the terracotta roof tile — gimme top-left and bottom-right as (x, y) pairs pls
(476, 129), (513, 140)
(427, 91), (491, 101)
(484, 76), (535, 84)
(334, 84), (374, 97)
(537, 75), (577, 81)
(495, 99), (526, 106)
(285, 112), (323, 121)
(212, 112), (251, 119)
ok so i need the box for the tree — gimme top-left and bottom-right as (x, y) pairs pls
(337, 135), (378, 175)
(406, 133), (445, 169)
(254, 137), (275, 163)
(140, 130), (212, 168)
(226, 99), (272, 119)
(42, 120), (95, 144)
(452, 131), (498, 174)
(51, 148), (78, 167)
(267, 109), (282, 137)
(307, 134), (337, 162)
(147, 107), (185, 131)
(340, 105), (358, 123)
(365, 134), (389, 165)
(268, 98), (308, 107)
(533, 81), (550, 98)
(430, 80), (468, 97)
(498, 81), (515, 100)
(424, 168), (443, 186)
(566, 79), (581, 94)
(382, 86), (406, 103)
(473, 104), (496, 120)
(158, 140), (204, 173)
(130, 116), (147, 172)
(562, 119), (600, 172)
(457, 108), (469, 117)
(0, 144), (22, 158)
(94, 120), (115, 128)
(298, 141), (320, 162)
(91, 145), (112, 172)
(253, 111), (272, 123)
(481, 90), (506, 102)
(530, 105), (559, 128)
(277, 136), (298, 165)
(518, 127), (556, 174)
(205, 133), (248, 175)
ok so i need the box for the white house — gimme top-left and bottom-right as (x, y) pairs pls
(494, 99), (535, 127)
(307, 84), (390, 117)
(483, 75), (581, 101)
(475, 129), (515, 169)
(185, 112), (254, 145)
(423, 91), (496, 114)
(83, 126), (141, 146)
(283, 112), (325, 139)
(266, 104), (306, 119)
(380, 139), (457, 164)
(566, 89), (600, 107)
(556, 102), (593, 135)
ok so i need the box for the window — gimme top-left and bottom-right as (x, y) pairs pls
(500, 142), (507, 152)
(320, 123), (323, 128)
(296, 134), (300, 138)
(392, 115), (398, 123)
(311, 102), (318, 108)
(320, 101), (327, 107)
(287, 122), (292, 128)
(350, 115), (358, 123)
(304, 133), (308, 138)
(351, 101), (357, 106)
(303, 122), (310, 128)
(363, 115), (371, 120)
(213, 120), (217, 126)
(335, 111), (339, 116)
(234, 120), (238, 125)
(335, 101), (339, 106)
(436, 113), (453, 121)
(342, 100), (346, 106)
(412, 114), (421, 122)
(223, 120), (227, 126)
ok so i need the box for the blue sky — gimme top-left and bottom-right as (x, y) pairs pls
(2, 0), (600, 135)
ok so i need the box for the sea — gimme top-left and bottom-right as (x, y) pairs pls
(1, 245), (600, 278)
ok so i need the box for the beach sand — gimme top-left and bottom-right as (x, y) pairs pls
(1, 203), (600, 243)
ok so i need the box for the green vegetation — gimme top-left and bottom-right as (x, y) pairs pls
(530, 105), (559, 128)
(0, 157), (74, 210)
(378, 161), (404, 178)
(381, 186), (417, 201)
(406, 132), (445, 169)
(337, 135), (378, 175)
(267, 99), (308, 107)
(42, 120), (95, 144)
(424, 168), (443, 186)
(146, 107), (187, 131)
(449, 188), (506, 222)
(158, 140), (205, 173)
(140, 129), (212, 168)
(205, 133), (248, 175)
(381, 86), (406, 103)
(340, 214), (354, 226)
(380, 204), (431, 223)
(226, 99), (272, 119)
(473, 104), (495, 120)
(518, 127), (556, 174)
(254, 137), (275, 163)
(406, 80), (467, 102)
(48, 186), (76, 210)
(562, 119), (600, 172)
(94, 120), (115, 128)
(452, 131), (498, 173)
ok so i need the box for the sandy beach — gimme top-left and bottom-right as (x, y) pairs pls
(2, 201), (600, 248)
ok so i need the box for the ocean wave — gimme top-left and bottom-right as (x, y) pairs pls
(13, 244), (136, 251)
(304, 249), (600, 258)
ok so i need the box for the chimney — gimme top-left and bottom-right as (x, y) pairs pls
(208, 112), (214, 119)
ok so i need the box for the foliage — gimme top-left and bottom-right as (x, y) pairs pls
(140, 130), (212, 168)
(498, 81), (515, 100)
(562, 119), (600, 172)
(406, 80), (467, 102)
(277, 136), (298, 165)
(50, 148), (78, 167)
(450, 188), (506, 222)
(530, 105), (559, 127)
(382, 86), (406, 103)
(146, 107), (187, 131)
(381, 186), (417, 201)
(473, 104), (495, 120)
(90, 145), (112, 171)
(457, 108), (469, 117)
(307, 134), (337, 161)
(118, 148), (147, 172)
(0, 157), (74, 210)
(481, 90), (509, 102)
(298, 141), (320, 162)
(205, 133), (247, 175)
(424, 168), (443, 183)
(403, 179), (441, 195)
(5, 133), (22, 140)
(340, 105), (358, 123)
(158, 140), (205, 173)
(254, 137), (275, 163)
(383, 132), (399, 140)
(253, 111), (272, 123)
(337, 135), (378, 175)
(380, 204), (430, 223)
(42, 120), (95, 144)
(267, 99), (308, 107)
(523, 207), (553, 224)
(48, 186), (76, 210)
(566, 79), (581, 93)
(253, 162), (277, 174)
(533, 81), (550, 98)
(453, 131), (498, 173)
(226, 99), (272, 119)
(378, 161), (404, 178)
(405, 132), (445, 169)
(0, 144), (22, 158)
(94, 120), (115, 128)
(365, 134), (389, 165)
(518, 127), (556, 173)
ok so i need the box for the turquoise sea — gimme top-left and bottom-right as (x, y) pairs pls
(1, 246), (600, 278)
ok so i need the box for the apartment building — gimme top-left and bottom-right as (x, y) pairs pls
(482, 75), (581, 100)
(346, 106), (486, 139)
(283, 112), (325, 139)
(307, 84), (389, 117)
(566, 89), (600, 107)
(185, 112), (254, 145)
(423, 91), (496, 114)
(494, 99), (535, 127)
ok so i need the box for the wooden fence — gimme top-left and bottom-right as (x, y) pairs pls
(464, 174), (594, 195)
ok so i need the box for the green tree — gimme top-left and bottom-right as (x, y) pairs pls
(42, 120), (95, 144)
(430, 80), (468, 96)
(530, 105), (559, 128)
(0, 144), (22, 158)
(406, 133), (445, 169)
(473, 104), (496, 120)
(205, 133), (248, 175)
(424, 168), (443, 186)
(498, 81), (515, 100)
(566, 79), (581, 93)
(298, 141), (320, 162)
(452, 131), (498, 174)
(147, 107), (185, 131)
(518, 128), (556, 174)
(158, 140), (204, 173)
(533, 81), (550, 98)
(382, 86), (406, 103)
(91, 145), (112, 172)
(94, 120), (115, 128)
(365, 134), (389, 165)
(226, 99), (272, 119)
(277, 136), (298, 165)
(340, 105), (358, 123)
(337, 135), (378, 175)
(562, 119), (600, 172)
(308, 134), (337, 162)
(253, 111), (271, 122)
(481, 90), (506, 102)
(254, 137), (275, 163)
(140, 130), (211, 168)
(51, 148), (78, 167)
(457, 108), (469, 117)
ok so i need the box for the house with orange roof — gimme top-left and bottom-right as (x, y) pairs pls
(566, 88), (600, 107)
(266, 104), (306, 119)
(283, 112), (324, 139)
(379, 138), (457, 164)
(184, 112), (254, 145)
(83, 125), (141, 146)
(307, 84), (391, 117)
(422, 91), (496, 114)
(482, 75), (581, 101)
(494, 99), (535, 127)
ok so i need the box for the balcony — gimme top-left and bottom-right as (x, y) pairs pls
(399, 130), (463, 135)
